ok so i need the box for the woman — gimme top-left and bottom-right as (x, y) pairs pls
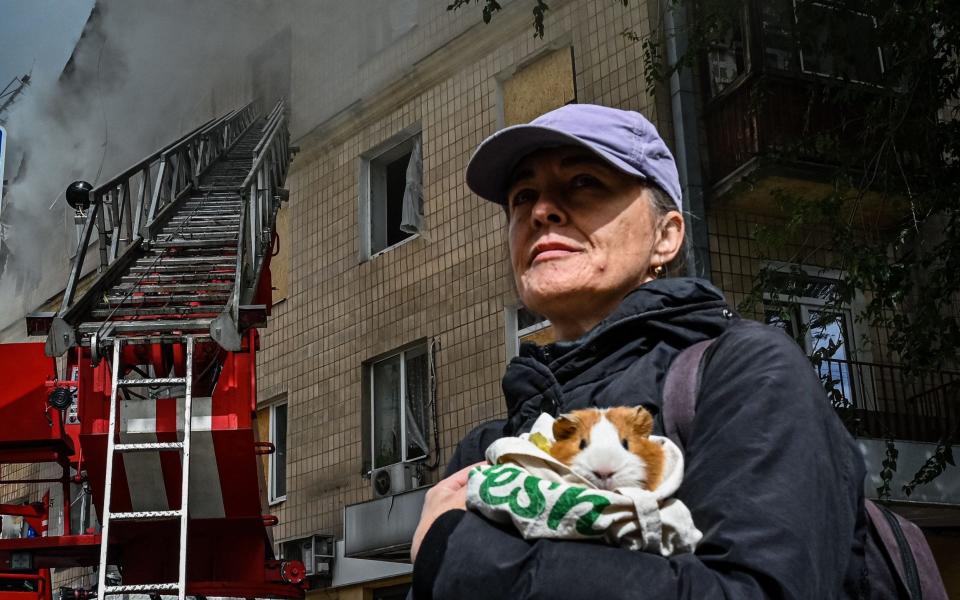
(410, 104), (866, 599)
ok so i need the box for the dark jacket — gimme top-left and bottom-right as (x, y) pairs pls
(413, 278), (867, 600)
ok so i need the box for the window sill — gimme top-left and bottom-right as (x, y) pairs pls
(365, 232), (421, 262)
(268, 496), (286, 507)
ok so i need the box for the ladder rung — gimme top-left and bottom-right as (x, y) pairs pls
(117, 377), (186, 387)
(104, 584), (179, 594)
(115, 442), (184, 452)
(110, 510), (183, 522)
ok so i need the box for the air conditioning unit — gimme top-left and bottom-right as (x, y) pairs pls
(370, 462), (420, 498)
(280, 534), (335, 578)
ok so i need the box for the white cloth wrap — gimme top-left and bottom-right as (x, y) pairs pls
(465, 413), (702, 556)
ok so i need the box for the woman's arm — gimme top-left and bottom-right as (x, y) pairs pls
(413, 323), (865, 600)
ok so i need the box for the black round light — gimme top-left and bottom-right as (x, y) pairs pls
(48, 388), (73, 411)
(65, 181), (93, 211)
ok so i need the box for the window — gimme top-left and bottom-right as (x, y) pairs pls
(68, 476), (95, 535)
(500, 47), (576, 127)
(360, 130), (423, 259)
(707, 9), (748, 97)
(708, 0), (886, 96)
(506, 305), (556, 359)
(362, 343), (432, 471)
(257, 399), (287, 503)
(271, 203), (289, 305)
(762, 268), (860, 405)
(795, 2), (884, 84)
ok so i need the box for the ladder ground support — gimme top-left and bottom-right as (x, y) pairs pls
(97, 336), (195, 600)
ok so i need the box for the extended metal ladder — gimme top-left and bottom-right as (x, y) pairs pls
(96, 336), (195, 600)
(34, 99), (293, 597)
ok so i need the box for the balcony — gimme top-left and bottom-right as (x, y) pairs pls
(702, 0), (890, 191)
(704, 73), (871, 187)
(818, 357), (960, 444)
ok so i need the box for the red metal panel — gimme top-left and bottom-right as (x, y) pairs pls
(0, 344), (68, 464)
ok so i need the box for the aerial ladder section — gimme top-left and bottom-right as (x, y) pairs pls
(0, 98), (305, 600)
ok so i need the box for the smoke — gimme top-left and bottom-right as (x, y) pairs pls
(0, 0), (287, 340)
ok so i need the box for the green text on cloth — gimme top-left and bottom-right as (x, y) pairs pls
(471, 464), (612, 535)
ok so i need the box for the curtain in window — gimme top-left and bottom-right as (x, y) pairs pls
(399, 137), (424, 234)
(404, 349), (430, 460)
(373, 356), (402, 467)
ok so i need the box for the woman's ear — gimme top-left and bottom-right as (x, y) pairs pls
(652, 209), (685, 268)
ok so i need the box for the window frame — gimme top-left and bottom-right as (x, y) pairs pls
(495, 43), (577, 129)
(705, 0), (888, 99)
(68, 472), (95, 535)
(793, 1), (886, 86)
(505, 304), (552, 359)
(364, 340), (432, 472)
(358, 125), (423, 261)
(761, 263), (875, 408)
(266, 400), (288, 505)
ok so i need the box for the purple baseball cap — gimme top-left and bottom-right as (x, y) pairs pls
(465, 104), (682, 211)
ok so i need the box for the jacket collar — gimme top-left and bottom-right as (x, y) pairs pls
(521, 277), (730, 376)
(504, 278), (734, 434)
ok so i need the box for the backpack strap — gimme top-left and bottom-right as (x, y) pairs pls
(865, 500), (950, 600)
(661, 338), (716, 451)
(866, 500), (922, 599)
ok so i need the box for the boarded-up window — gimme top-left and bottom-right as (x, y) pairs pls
(502, 47), (576, 126)
(272, 204), (289, 304)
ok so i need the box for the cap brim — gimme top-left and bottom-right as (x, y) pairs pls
(465, 124), (647, 205)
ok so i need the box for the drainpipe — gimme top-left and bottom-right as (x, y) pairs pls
(664, 1), (712, 280)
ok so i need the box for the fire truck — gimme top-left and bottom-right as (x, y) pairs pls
(0, 100), (305, 600)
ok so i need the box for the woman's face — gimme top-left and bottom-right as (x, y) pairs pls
(506, 146), (674, 340)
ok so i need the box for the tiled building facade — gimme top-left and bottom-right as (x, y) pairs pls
(260, 0), (664, 546)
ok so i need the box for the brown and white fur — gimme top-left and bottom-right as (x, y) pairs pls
(549, 407), (665, 491)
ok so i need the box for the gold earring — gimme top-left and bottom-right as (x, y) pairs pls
(654, 265), (664, 278)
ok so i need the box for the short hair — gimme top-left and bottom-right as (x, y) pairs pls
(644, 183), (687, 277)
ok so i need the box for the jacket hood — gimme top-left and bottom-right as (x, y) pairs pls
(502, 277), (736, 435)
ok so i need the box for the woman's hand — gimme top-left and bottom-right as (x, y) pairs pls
(411, 462), (486, 562)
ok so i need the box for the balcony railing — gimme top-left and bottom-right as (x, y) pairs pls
(817, 357), (960, 443)
(703, 73), (881, 185)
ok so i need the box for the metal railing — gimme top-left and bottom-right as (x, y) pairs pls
(212, 99), (291, 350)
(43, 102), (260, 356)
(55, 101), (258, 317)
(817, 357), (960, 443)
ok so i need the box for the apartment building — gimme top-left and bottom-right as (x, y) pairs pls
(2, 1), (956, 598)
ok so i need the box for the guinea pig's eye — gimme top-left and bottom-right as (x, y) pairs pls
(621, 438), (629, 450)
(579, 439), (587, 450)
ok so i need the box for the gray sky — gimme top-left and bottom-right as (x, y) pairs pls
(0, 0), (94, 91)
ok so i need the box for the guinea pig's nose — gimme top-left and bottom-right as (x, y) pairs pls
(593, 469), (614, 480)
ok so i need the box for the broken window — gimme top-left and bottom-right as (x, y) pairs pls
(362, 133), (423, 258)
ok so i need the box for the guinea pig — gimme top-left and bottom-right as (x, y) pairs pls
(548, 406), (665, 492)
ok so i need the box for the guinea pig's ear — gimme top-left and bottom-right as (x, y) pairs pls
(632, 406), (654, 437)
(553, 414), (580, 440)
